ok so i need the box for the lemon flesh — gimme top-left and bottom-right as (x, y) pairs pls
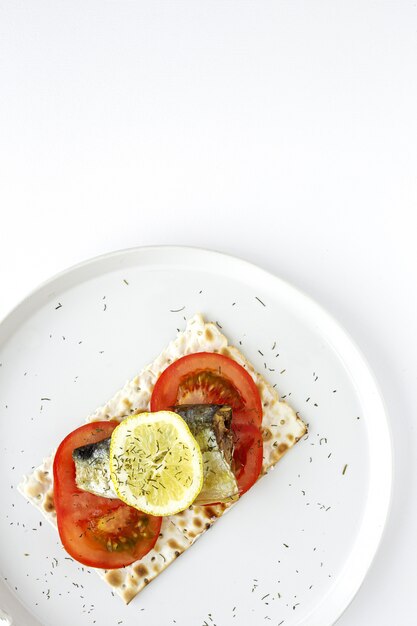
(109, 411), (203, 516)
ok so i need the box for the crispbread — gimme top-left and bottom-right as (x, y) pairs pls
(18, 314), (306, 603)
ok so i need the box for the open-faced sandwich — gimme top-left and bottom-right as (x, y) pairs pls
(19, 314), (307, 603)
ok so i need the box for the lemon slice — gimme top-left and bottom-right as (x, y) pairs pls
(109, 411), (203, 516)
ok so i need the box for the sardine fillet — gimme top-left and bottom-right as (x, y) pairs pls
(18, 314), (307, 604)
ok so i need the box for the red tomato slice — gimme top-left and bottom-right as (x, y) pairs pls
(150, 352), (263, 496)
(151, 352), (263, 427)
(232, 423), (263, 495)
(53, 421), (162, 569)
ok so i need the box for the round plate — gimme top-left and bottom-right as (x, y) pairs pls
(0, 246), (392, 626)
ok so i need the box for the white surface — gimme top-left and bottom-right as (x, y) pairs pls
(0, 248), (391, 626)
(0, 2), (416, 624)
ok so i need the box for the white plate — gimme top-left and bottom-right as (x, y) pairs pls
(0, 246), (392, 626)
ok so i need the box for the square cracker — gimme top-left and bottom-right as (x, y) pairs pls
(19, 314), (306, 604)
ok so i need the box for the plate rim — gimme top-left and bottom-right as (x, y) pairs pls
(0, 245), (393, 626)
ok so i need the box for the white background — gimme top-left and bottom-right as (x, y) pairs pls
(0, 2), (416, 624)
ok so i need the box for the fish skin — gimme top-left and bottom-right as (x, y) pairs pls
(171, 404), (234, 465)
(72, 437), (115, 498)
(72, 437), (110, 462)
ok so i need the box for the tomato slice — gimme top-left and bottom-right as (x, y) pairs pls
(151, 352), (263, 427)
(150, 352), (263, 496)
(232, 423), (263, 495)
(53, 422), (162, 569)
